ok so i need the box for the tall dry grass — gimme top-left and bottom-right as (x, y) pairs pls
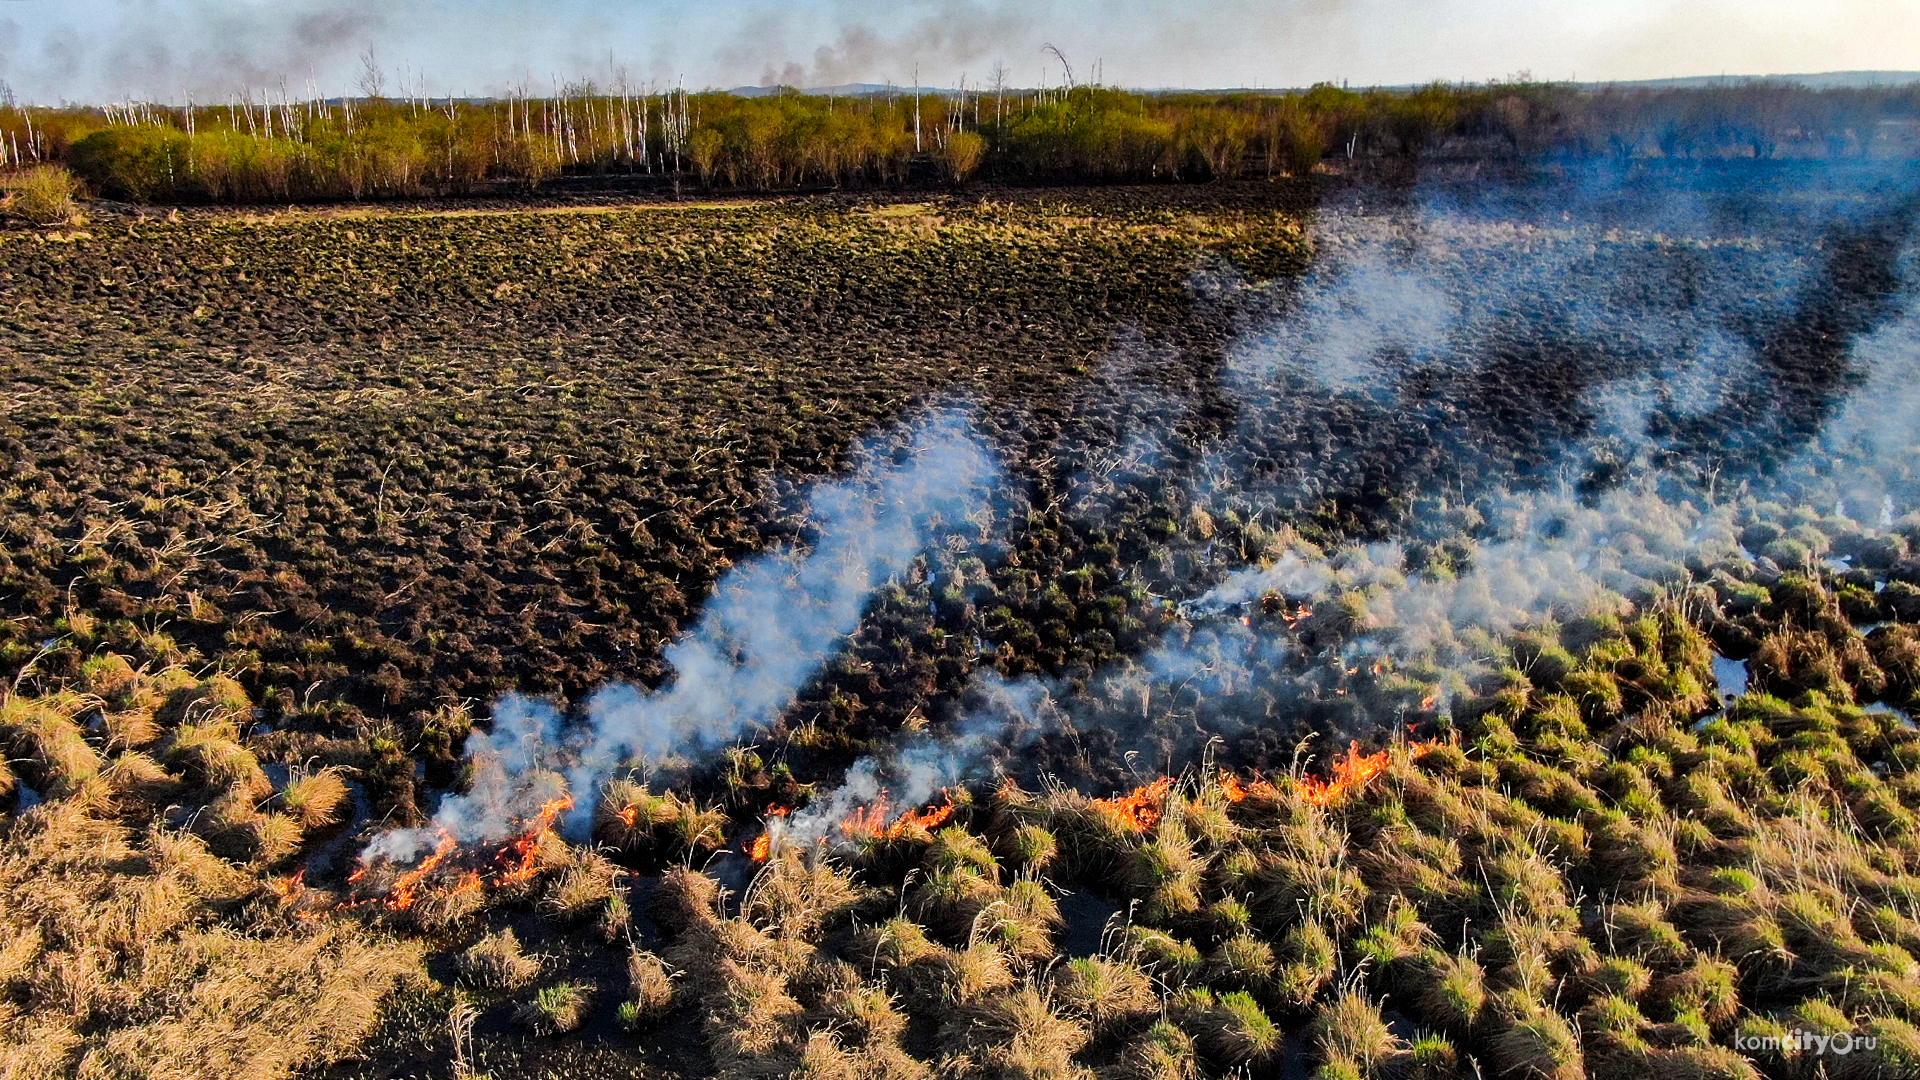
(0, 662), (424, 1080)
(1, 165), (80, 225)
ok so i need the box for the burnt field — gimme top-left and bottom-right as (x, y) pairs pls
(9, 162), (1920, 1080)
(0, 185), (1305, 803)
(6, 167), (1909, 801)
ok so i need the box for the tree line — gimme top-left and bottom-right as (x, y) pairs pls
(3, 78), (1915, 204)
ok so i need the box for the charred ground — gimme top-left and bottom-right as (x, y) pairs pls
(5, 168), (1919, 817)
(7, 164), (1920, 1080)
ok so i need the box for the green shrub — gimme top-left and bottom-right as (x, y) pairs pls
(516, 981), (590, 1035)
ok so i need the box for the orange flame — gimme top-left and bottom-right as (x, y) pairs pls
(312, 793), (582, 920)
(271, 868), (307, 900)
(1260, 592), (1314, 625)
(495, 796), (574, 887)
(1217, 741), (1441, 809)
(1298, 740), (1443, 806)
(1217, 771), (1279, 804)
(385, 834), (458, 911)
(838, 794), (957, 842)
(1093, 776), (1175, 830)
(749, 804), (791, 862)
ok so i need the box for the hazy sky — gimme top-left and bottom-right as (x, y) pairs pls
(1, 0), (1915, 103)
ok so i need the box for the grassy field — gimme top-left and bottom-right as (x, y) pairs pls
(6, 172), (1920, 1080)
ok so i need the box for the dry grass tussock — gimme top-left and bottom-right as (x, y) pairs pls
(12, 569), (1920, 1078)
(614, 586), (1920, 1078)
(2, 165), (81, 226)
(0, 664), (424, 1080)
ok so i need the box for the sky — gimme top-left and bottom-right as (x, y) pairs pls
(0, 0), (1914, 104)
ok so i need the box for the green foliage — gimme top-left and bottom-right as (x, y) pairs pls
(40, 78), (1920, 204)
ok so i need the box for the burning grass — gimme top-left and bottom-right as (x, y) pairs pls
(0, 668), (424, 1080)
(8, 163), (1920, 1080)
(21, 539), (1920, 1078)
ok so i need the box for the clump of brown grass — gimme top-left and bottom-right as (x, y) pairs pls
(1123, 925), (1205, 987)
(940, 941), (1018, 1007)
(1209, 931), (1277, 995)
(983, 876), (1063, 961)
(1277, 919), (1339, 1005)
(744, 848), (867, 940)
(1488, 991), (1583, 1080)
(1415, 948), (1488, 1033)
(277, 766), (349, 830)
(458, 928), (541, 990)
(853, 916), (951, 1005)
(1312, 990), (1406, 1078)
(652, 865), (723, 933)
(101, 749), (178, 805)
(0, 693), (103, 798)
(0, 733), (423, 1080)
(939, 981), (1090, 1079)
(1049, 955), (1157, 1036)
(1000, 823), (1060, 873)
(165, 714), (270, 801)
(910, 862), (1001, 938)
(2, 165), (81, 225)
(1173, 987), (1279, 1066)
(1127, 815), (1207, 925)
(622, 948), (678, 1027)
(541, 849), (623, 924)
(594, 778), (728, 856)
(1110, 1020), (1200, 1080)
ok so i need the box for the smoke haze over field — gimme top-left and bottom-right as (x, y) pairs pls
(338, 154), (1920, 875)
(0, 0), (1914, 103)
(740, 162), (1920, 821)
(363, 410), (998, 861)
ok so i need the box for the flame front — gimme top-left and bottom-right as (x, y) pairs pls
(385, 834), (457, 911)
(1217, 771), (1279, 804)
(305, 793), (581, 918)
(1216, 740), (1442, 809)
(749, 805), (791, 861)
(838, 794), (956, 842)
(1295, 742), (1393, 807)
(1093, 776), (1175, 830)
(494, 795), (575, 888)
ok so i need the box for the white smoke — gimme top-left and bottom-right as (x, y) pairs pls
(777, 669), (1055, 848)
(779, 169), (1920, 811)
(364, 408), (1000, 860)
(365, 166), (1920, 864)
